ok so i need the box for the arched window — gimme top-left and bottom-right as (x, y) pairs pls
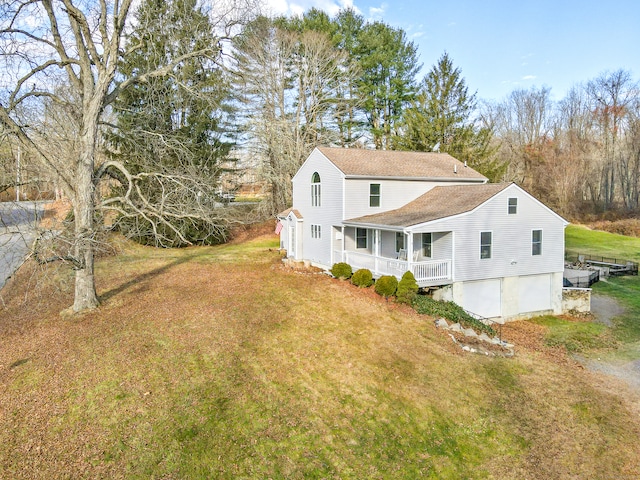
(311, 172), (321, 206)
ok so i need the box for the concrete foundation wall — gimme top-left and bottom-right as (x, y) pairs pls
(430, 271), (566, 322)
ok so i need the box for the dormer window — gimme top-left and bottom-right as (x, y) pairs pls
(311, 172), (321, 206)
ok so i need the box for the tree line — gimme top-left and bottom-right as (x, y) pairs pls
(233, 8), (640, 218)
(0, 0), (638, 312)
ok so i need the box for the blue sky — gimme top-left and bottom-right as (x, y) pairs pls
(264, 0), (640, 102)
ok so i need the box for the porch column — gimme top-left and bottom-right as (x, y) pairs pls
(406, 231), (413, 270)
(374, 229), (380, 275)
(342, 226), (346, 264)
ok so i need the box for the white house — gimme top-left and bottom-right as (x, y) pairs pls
(277, 147), (569, 321)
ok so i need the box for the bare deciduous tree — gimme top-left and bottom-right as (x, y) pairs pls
(0, 0), (253, 312)
(586, 69), (637, 210)
(234, 17), (359, 214)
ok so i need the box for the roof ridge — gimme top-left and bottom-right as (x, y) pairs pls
(315, 146), (488, 181)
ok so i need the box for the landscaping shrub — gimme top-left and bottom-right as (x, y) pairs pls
(351, 268), (373, 288)
(375, 275), (398, 298)
(412, 295), (495, 336)
(396, 271), (419, 304)
(331, 262), (352, 279)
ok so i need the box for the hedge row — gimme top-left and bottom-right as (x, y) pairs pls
(330, 263), (417, 303)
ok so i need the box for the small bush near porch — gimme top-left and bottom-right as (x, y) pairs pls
(375, 275), (398, 298)
(330, 262), (352, 279)
(396, 271), (419, 304)
(351, 269), (373, 287)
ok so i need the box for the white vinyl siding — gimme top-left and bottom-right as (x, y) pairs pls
(410, 184), (566, 283)
(291, 149), (345, 267)
(343, 179), (477, 220)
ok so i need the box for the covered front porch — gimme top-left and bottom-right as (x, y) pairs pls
(334, 226), (453, 287)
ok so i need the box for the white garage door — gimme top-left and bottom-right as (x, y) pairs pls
(463, 279), (501, 318)
(519, 274), (551, 313)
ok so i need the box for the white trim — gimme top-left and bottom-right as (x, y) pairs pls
(451, 231), (456, 281)
(344, 175), (487, 183)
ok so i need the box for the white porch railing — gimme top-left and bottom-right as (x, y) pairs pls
(334, 250), (452, 286)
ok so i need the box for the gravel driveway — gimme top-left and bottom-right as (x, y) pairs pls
(578, 292), (640, 391)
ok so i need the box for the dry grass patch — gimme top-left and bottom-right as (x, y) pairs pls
(1, 232), (640, 478)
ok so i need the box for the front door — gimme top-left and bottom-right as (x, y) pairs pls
(289, 224), (296, 258)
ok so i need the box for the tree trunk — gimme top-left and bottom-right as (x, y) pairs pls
(72, 115), (100, 312)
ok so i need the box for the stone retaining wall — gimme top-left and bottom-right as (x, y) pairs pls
(562, 287), (591, 313)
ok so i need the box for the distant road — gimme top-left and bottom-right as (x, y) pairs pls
(0, 202), (46, 290)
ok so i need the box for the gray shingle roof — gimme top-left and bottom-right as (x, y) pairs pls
(345, 183), (512, 227)
(317, 146), (487, 181)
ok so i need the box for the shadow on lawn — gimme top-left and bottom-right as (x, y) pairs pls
(99, 250), (203, 302)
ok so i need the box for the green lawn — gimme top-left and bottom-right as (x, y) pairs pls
(565, 224), (640, 263)
(593, 276), (640, 344)
(565, 223), (640, 340)
(535, 225), (640, 355)
(1, 233), (640, 478)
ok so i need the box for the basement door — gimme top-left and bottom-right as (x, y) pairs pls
(463, 279), (502, 319)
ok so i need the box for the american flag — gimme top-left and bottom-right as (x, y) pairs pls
(274, 221), (283, 234)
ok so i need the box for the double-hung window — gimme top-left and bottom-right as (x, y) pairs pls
(422, 233), (432, 258)
(532, 229), (542, 256)
(311, 224), (321, 239)
(311, 172), (321, 207)
(395, 232), (405, 253)
(508, 197), (517, 214)
(356, 228), (367, 249)
(369, 184), (380, 207)
(480, 231), (492, 259)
